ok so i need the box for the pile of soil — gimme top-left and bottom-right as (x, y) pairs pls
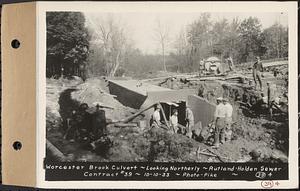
(219, 117), (288, 162)
(103, 126), (211, 162)
(60, 118), (287, 163)
(71, 77), (136, 121)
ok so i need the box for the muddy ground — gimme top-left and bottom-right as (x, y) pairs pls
(46, 72), (288, 163)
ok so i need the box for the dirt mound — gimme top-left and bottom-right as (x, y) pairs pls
(225, 112), (288, 161)
(71, 77), (136, 121)
(145, 127), (200, 162)
(105, 126), (211, 162)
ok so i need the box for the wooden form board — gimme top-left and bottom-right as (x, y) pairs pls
(1, 2), (36, 187)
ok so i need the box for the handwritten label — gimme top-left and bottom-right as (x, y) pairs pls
(261, 180), (274, 188)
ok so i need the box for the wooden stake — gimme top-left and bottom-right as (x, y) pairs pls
(121, 103), (157, 123)
(158, 103), (171, 130)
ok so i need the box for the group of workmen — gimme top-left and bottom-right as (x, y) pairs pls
(199, 55), (264, 92)
(252, 56), (288, 119)
(150, 97), (233, 148)
(150, 104), (195, 138)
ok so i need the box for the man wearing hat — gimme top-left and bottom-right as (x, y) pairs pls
(150, 105), (162, 128)
(199, 59), (205, 76)
(223, 98), (233, 142)
(212, 97), (226, 148)
(252, 56), (264, 91)
(170, 109), (179, 133)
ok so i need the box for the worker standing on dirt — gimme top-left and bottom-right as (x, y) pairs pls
(185, 105), (194, 138)
(252, 56), (264, 91)
(227, 56), (235, 71)
(223, 98), (233, 142)
(150, 105), (162, 128)
(253, 93), (269, 117)
(212, 97), (226, 148)
(199, 59), (205, 76)
(170, 109), (179, 133)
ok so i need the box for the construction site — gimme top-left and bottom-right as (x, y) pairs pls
(46, 57), (289, 163)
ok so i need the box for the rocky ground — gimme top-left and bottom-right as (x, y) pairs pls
(46, 72), (288, 163)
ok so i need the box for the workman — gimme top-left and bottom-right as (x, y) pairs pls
(223, 98), (233, 142)
(212, 97), (226, 148)
(273, 68), (280, 77)
(150, 105), (161, 128)
(252, 56), (264, 91)
(227, 56), (235, 71)
(91, 104), (107, 139)
(252, 93), (268, 117)
(185, 105), (195, 138)
(199, 59), (205, 76)
(170, 109), (179, 133)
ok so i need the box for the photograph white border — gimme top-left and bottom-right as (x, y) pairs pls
(36, 1), (298, 189)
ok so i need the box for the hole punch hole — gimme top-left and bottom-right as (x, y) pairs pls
(11, 39), (20, 49)
(13, 141), (22, 151)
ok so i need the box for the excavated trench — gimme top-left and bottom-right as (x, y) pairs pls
(46, 77), (289, 162)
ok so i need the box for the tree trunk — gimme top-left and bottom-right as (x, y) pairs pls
(110, 52), (121, 77)
(162, 43), (166, 71)
(276, 38), (280, 58)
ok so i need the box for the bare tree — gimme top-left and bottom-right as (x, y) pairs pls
(87, 14), (127, 77)
(174, 28), (191, 72)
(153, 18), (171, 72)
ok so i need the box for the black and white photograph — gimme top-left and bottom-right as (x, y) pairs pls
(42, 2), (294, 184)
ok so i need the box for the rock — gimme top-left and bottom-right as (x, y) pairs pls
(158, 140), (165, 146)
(249, 148), (262, 159)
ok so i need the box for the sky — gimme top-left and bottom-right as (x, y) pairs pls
(85, 12), (288, 54)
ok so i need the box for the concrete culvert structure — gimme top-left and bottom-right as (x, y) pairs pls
(108, 79), (216, 129)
